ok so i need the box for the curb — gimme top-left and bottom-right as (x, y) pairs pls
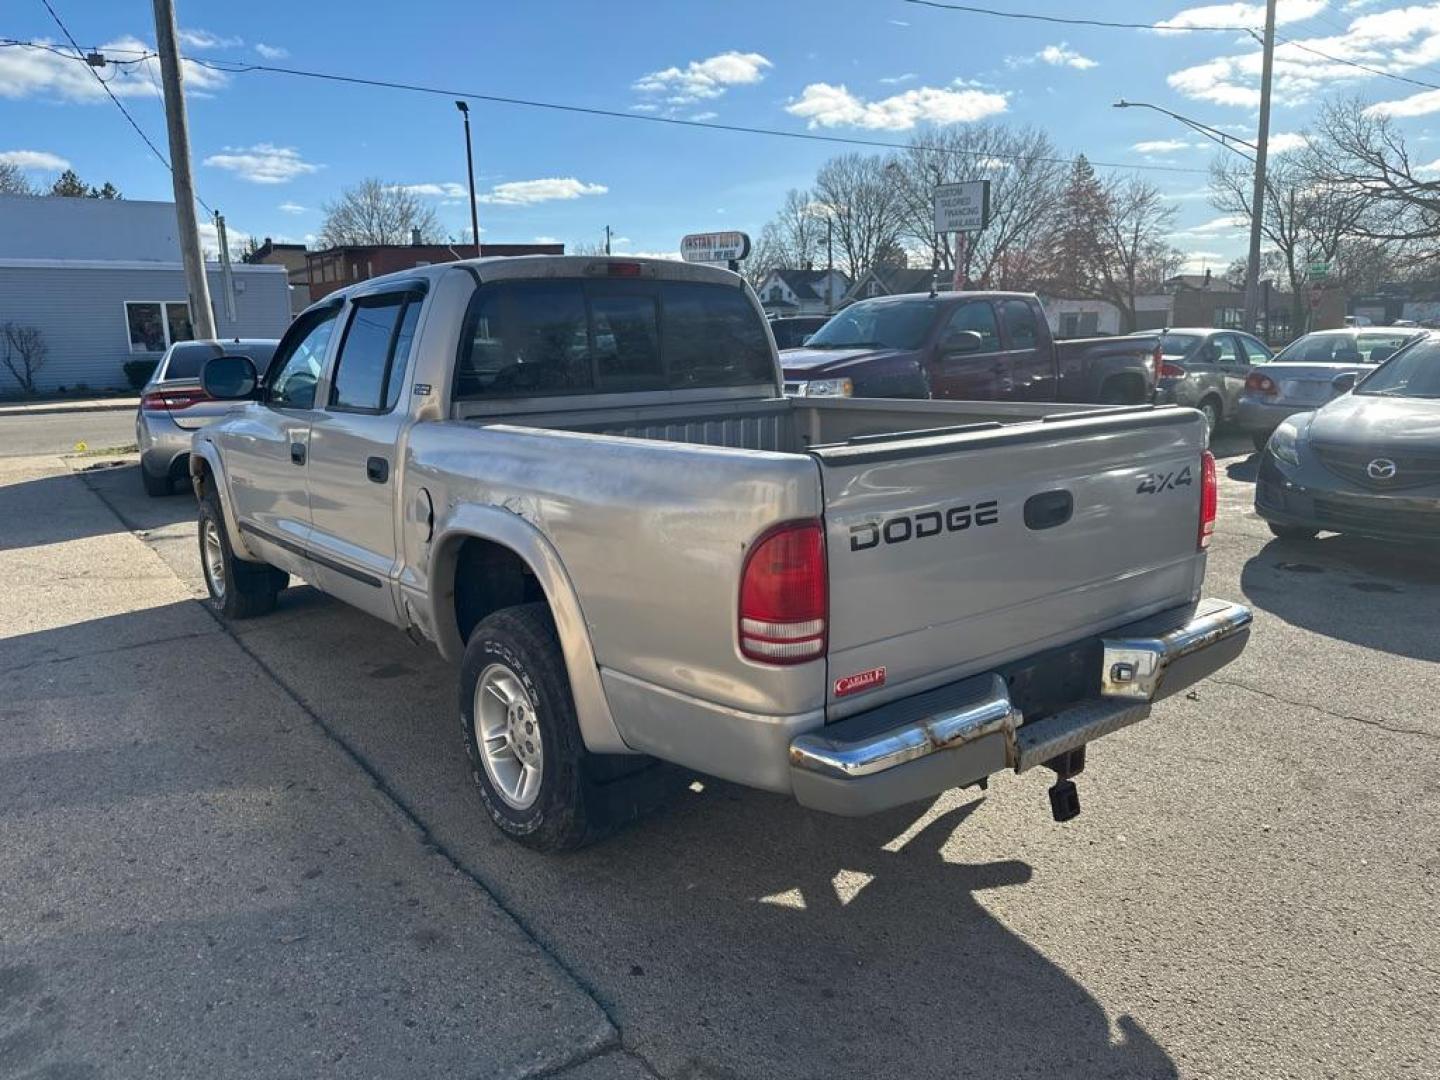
(0, 400), (139, 418)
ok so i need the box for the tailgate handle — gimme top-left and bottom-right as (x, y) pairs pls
(1024, 489), (1073, 531)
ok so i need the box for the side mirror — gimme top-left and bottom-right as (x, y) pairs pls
(943, 330), (984, 355)
(1331, 371), (1357, 394)
(202, 355), (259, 400)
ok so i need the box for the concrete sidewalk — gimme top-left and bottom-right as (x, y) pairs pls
(0, 396), (140, 418)
(0, 455), (636, 1079)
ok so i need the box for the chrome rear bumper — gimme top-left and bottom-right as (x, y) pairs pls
(789, 599), (1252, 816)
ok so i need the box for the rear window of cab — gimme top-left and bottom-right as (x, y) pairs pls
(454, 279), (772, 399)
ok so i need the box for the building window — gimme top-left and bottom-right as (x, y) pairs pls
(768, 286), (783, 303)
(1214, 307), (1245, 330)
(125, 301), (194, 353)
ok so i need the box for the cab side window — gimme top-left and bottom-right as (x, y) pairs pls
(944, 301), (1000, 351)
(267, 306), (339, 410)
(1211, 335), (1242, 365)
(999, 299), (1039, 350)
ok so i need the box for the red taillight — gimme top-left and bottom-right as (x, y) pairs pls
(1245, 371), (1278, 396)
(739, 520), (827, 664)
(141, 388), (210, 412)
(606, 262), (643, 278)
(1159, 361), (1187, 379)
(1199, 450), (1217, 550)
(1149, 343), (1162, 381)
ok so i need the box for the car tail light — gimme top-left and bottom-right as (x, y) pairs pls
(141, 388), (211, 412)
(1244, 371), (1278, 396)
(1158, 361), (1187, 379)
(739, 520), (827, 664)
(1199, 450), (1217, 550)
(1149, 342), (1162, 382)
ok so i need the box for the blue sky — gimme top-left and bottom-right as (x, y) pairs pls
(3, 1), (1438, 274)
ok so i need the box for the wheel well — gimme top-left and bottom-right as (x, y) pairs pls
(452, 537), (546, 644)
(191, 455), (213, 499)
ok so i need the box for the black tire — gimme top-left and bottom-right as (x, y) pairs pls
(197, 491), (288, 619)
(141, 466), (172, 497)
(1268, 523), (1319, 542)
(459, 603), (626, 852)
(1252, 431), (1272, 452)
(1198, 397), (1222, 434)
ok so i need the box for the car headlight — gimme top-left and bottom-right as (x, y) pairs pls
(803, 377), (853, 398)
(1267, 419), (1302, 466)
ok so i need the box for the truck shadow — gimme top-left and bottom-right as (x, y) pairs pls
(1241, 538), (1440, 661)
(0, 463), (195, 552)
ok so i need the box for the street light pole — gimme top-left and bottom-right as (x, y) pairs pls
(455, 101), (481, 258)
(1243, 0), (1278, 335)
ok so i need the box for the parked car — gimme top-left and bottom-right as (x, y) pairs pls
(190, 255), (1249, 851)
(768, 314), (830, 350)
(1255, 334), (1440, 543)
(782, 292), (1160, 405)
(1236, 327), (1426, 450)
(135, 338), (278, 496)
(1129, 328), (1273, 433)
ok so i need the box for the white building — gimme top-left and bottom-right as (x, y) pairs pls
(1038, 294), (1173, 337)
(0, 195), (292, 393)
(755, 269), (851, 316)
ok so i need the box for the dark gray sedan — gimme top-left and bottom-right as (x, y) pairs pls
(1255, 335), (1440, 543)
(1139, 328), (1273, 433)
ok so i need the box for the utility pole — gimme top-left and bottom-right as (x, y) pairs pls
(604, 224), (612, 255)
(825, 216), (834, 311)
(455, 101), (481, 257)
(214, 211), (237, 324)
(1242, 0), (1277, 335)
(151, 0), (215, 339)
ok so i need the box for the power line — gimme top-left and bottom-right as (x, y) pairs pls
(32, 2), (218, 212)
(185, 56), (1210, 175)
(897, 0), (1255, 33)
(1273, 36), (1440, 94)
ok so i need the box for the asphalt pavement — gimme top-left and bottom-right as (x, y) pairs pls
(0, 409), (138, 457)
(3, 411), (1437, 1079)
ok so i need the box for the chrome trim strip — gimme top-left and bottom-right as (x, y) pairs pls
(1100, 599), (1253, 700)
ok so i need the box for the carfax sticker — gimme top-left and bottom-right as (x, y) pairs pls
(835, 667), (886, 697)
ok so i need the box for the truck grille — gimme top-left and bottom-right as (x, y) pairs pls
(1312, 443), (1440, 490)
(1312, 496), (1440, 537)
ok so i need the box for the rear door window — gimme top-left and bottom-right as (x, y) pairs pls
(1211, 335), (1242, 365)
(330, 295), (410, 411)
(999, 299), (1039, 350)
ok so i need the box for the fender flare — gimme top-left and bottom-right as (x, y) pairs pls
(188, 438), (262, 562)
(428, 506), (631, 756)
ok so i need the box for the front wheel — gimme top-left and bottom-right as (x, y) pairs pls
(198, 493), (288, 619)
(1268, 523), (1319, 542)
(1198, 398), (1222, 435)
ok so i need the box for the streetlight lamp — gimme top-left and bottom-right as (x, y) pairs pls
(455, 100), (481, 258)
(1112, 100), (1255, 160)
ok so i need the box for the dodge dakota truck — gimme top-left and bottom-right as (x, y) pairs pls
(782, 291), (1161, 405)
(191, 255), (1251, 851)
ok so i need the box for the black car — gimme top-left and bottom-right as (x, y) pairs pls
(768, 315), (830, 351)
(1255, 334), (1440, 543)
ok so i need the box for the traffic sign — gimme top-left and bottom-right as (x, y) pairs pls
(933, 180), (991, 234)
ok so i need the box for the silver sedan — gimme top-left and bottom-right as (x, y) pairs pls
(135, 339), (277, 496)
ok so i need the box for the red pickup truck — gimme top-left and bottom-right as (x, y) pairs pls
(781, 291), (1160, 405)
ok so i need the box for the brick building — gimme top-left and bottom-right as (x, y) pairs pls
(306, 242), (564, 302)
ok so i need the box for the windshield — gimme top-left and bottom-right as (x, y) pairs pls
(1356, 339), (1440, 399)
(804, 299), (938, 350)
(1273, 331), (1416, 365)
(1157, 333), (1201, 356)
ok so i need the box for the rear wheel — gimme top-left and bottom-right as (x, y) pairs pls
(141, 467), (172, 497)
(1197, 397), (1222, 435)
(1268, 523), (1319, 542)
(460, 603), (646, 852)
(198, 492), (288, 619)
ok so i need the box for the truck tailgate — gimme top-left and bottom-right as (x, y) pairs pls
(812, 408), (1207, 718)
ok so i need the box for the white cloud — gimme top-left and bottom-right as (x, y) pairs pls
(888, 19), (911, 26)
(1154, 0), (1326, 33)
(0, 35), (229, 102)
(879, 72), (917, 84)
(1367, 87), (1440, 116)
(785, 83), (1007, 130)
(0, 149), (69, 171)
(255, 43), (289, 60)
(1133, 138), (1198, 154)
(197, 219), (251, 260)
(1267, 131), (1309, 153)
(690, 111), (718, 121)
(629, 103), (660, 113)
(277, 201), (307, 214)
(1175, 214), (1249, 237)
(1038, 43), (1097, 70)
(633, 51), (772, 104)
(203, 143), (321, 184)
(1177, 249), (1228, 273)
(623, 250), (682, 261)
(478, 178), (608, 205)
(178, 29), (243, 49)
(532, 235), (561, 244)
(395, 181), (470, 198)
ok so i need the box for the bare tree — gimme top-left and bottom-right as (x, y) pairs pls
(1094, 177), (1180, 332)
(0, 163), (36, 197)
(2, 323), (48, 395)
(890, 123), (1065, 288)
(812, 154), (904, 280)
(317, 179), (442, 247)
(763, 188), (827, 269)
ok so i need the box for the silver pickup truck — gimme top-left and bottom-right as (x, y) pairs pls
(192, 255), (1251, 851)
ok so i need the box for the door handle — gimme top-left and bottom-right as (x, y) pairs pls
(366, 456), (389, 483)
(290, 442), (306, 465)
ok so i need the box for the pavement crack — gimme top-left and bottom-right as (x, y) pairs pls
(1210, 675), (1440, 742)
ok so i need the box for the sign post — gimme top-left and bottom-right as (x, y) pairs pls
(681, 231), (752, 273)
(933, 180), (990, 291)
